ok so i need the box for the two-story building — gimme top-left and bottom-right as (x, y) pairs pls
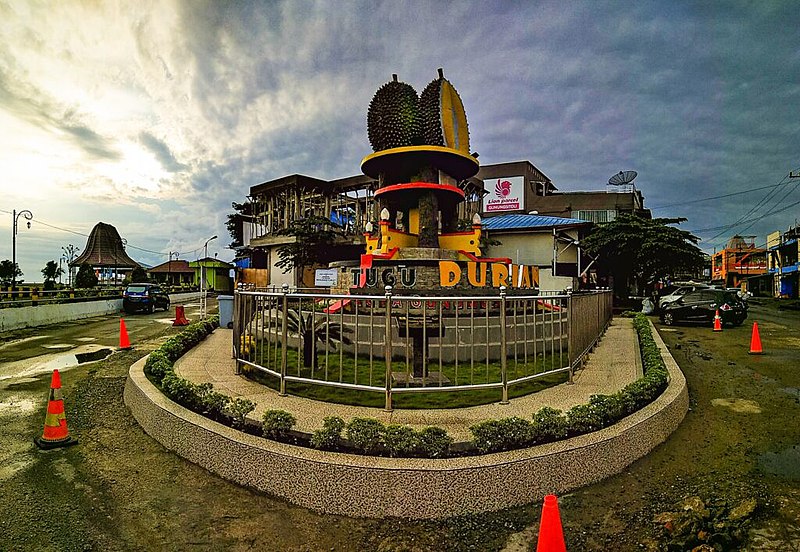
(711, 235), (768, 289)
(767, 225), (800, 298)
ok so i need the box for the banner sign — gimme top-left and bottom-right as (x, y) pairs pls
(483, 176), (524, 212)
(314, 268), (338, 287)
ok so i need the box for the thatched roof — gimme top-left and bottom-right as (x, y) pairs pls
(70, 222), (140, 269)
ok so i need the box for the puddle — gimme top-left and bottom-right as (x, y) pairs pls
(0, 345), (113, 381)
(759, 445), (800, 479)
(0, 335), (49, 350)
(157, 318), (179, 325)
(711, 398), (762, 413)
(42, 343), (74, 350)
(76, 337), (96, 342)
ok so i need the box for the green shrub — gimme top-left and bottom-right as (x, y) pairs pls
(416, 427), (452, 458)
(310, 416), (345, 451)
(566, 403), (603, 436)
(144, 351), (173, 384)
(195, 382), (230, 420)
(381, 424), (419, 458)
(262, 409), (296, 439)
(346, 417), (384, 454)
(225, 398), (255, 429)
(161, 338), (184, 362)
(588, 394), (625, 426)
(531, 407), (567, 443)
(161, 373), (202, 412)
(470, 417), (534, 454)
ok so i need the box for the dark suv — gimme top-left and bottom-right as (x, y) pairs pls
(660, 289), (747, 327)
(123, 283), (170, 314)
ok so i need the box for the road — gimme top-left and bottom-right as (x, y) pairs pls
(0, 298), (798, 551)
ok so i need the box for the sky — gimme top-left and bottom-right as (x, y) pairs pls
(1, 0), (798, 283)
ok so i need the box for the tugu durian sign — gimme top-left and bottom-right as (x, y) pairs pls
(439, 261), (538, 289)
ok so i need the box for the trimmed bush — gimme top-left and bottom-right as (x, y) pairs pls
(161, 373), (202, 412)
(416, 427), (453, 458)
(470, 416), (534, 454)
(381, 424), (419, 458)
(565, 403), (604, 436)
(310, 416), (345, 451)
(346, 417), (384, 455)
(531, 407), (567, 443)
(262, 409), (296, 439)
(225, 398), (255, 429)
(195, 382), (230, 420)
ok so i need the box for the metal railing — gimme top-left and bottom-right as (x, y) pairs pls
(233, 286), (612, 410)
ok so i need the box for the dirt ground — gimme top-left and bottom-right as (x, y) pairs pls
(1, 301), (799, 551)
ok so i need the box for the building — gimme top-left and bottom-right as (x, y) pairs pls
(766, 225), (800, 298)
(482, 213), (592, 290)
(70, 222), (140, 285)
(477, 162), (650, 222)
(147, 260), (195, 287)
(711, 235), (768, 289)
(188, 258), (234, 292)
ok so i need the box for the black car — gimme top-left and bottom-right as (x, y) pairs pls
(660, 289), (747, 327)
(123, 283), (170, 314)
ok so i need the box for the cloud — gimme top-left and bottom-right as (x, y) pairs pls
(139, 131), (187, 172)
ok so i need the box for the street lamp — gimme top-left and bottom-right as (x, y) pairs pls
(200, 235), (217, 318)
(11, 209), (33, 291)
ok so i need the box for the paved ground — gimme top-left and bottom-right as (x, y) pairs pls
(175, 317), (641, 441)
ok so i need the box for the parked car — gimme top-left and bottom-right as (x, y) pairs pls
(657, 283), (710, 310)
(727, 287), (752, 303)
(123, 283), (170, 314)
(660, 289), (747, 327)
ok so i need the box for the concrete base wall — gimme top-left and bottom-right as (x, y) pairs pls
(124, 321), (688, 519)
(0, 292), (203, 332)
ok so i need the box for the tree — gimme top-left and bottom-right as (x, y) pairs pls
(274, 216), (345, 276)
(286, 309), (352, 368)
(581, 214), (705, 297)
(41, 260), (64, 290)
(130, 266), (148, 283)
(0, 260), (23, 286)
(75, 262), (98, 288)
(226, 201), (253, 249)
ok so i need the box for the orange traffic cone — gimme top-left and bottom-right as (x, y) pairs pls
(172, 305), (190, 326)
(749, 322), (763, 355)
(34, 369), (78, 449)
(713, 309), (722, 332)
(536, 494), (567, 552)
(119, 318), (132, 350)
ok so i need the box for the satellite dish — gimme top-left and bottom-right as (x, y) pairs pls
(608, 170), (638, 186)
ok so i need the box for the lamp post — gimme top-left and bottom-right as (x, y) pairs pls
(201, 235), (217, 318)
(11, 209), (33, 291)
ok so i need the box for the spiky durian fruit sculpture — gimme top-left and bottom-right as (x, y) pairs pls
(419, 68), (470, 154)
(367, 74), (421, 152)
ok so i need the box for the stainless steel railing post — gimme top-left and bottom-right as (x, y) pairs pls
(280, 283), (289, 397)
(500, 286), (509, 404)
(384, 285), (393, 412)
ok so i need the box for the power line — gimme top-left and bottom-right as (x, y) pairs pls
(650, 181), (791, 210)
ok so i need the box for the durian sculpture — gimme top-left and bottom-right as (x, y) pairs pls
(367, 74), (421, 152)
(419, 68), (470, 154)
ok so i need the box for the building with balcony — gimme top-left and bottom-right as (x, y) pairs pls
(767, 225), (800, 298)
(711, 235), (768, 289)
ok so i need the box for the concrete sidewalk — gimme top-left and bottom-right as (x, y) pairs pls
(174, 317), (641, 442)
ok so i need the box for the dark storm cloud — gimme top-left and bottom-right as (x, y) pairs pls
(139, 131), (188, 172)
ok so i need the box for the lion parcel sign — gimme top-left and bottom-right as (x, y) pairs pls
(483, 175), (523, 213)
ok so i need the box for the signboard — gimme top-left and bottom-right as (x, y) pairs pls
(483, 176), (524, 213)
(314, 268), (338, 287)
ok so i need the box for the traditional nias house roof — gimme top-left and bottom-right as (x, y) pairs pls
(71, 222), (140, 269)
(147, 260), (194, 274)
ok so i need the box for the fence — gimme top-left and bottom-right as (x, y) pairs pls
(0, 284), (201, 309)
(233, 286), (612, 410)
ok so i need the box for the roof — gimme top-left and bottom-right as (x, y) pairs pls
(482, 214), (591, 231)
(147, 260), (194, 274)
(188, 257), (234, 269)
(70, 222), (140, 268)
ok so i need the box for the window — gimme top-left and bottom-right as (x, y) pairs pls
(573, 210), (617, 224)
